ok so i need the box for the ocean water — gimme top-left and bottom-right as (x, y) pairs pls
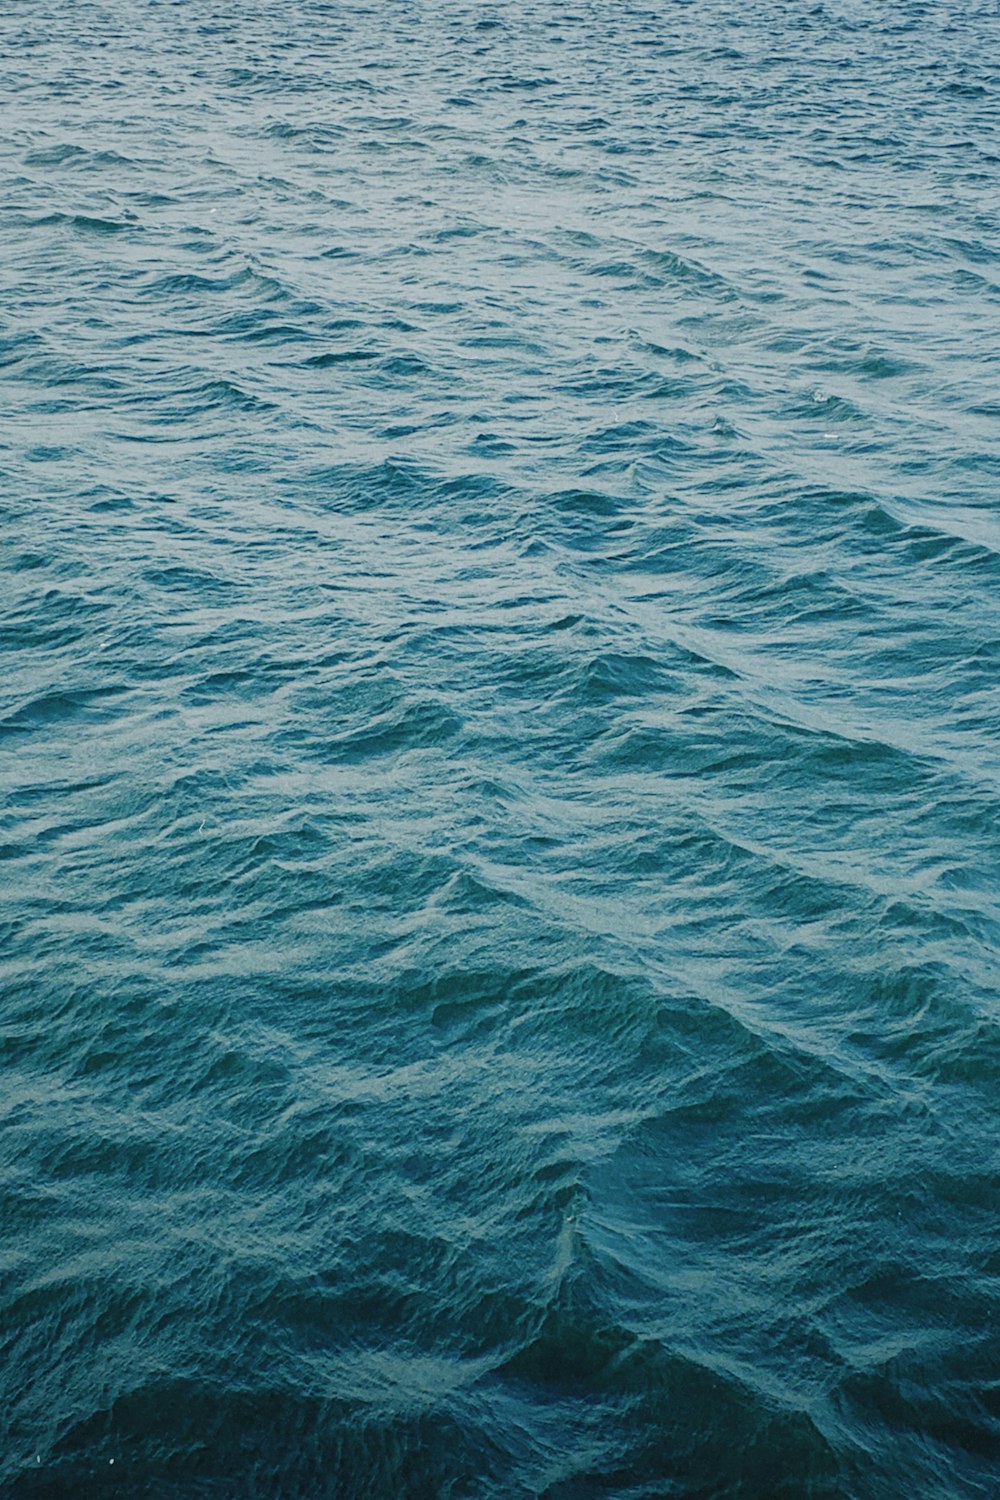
(2, 0), (999, 1495)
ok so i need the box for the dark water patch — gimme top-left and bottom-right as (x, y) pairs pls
(301, 346), (379, 367)
(30, 209), (139, 235)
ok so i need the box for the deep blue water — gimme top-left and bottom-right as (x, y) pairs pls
(2, 1), (999, 1495)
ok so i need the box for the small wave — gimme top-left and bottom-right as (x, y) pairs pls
(324, 697), (463, 763)
(0, 686), (129, 737)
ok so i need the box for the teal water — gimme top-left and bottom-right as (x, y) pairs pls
(2, 1), (999, 1496)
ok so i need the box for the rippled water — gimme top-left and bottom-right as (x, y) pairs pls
(3, 1), (999, 1495)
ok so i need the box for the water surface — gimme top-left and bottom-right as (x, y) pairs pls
(2, 1), (999, 1495)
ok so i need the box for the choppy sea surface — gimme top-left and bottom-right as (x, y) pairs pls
(2, 1), (999, 1495)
